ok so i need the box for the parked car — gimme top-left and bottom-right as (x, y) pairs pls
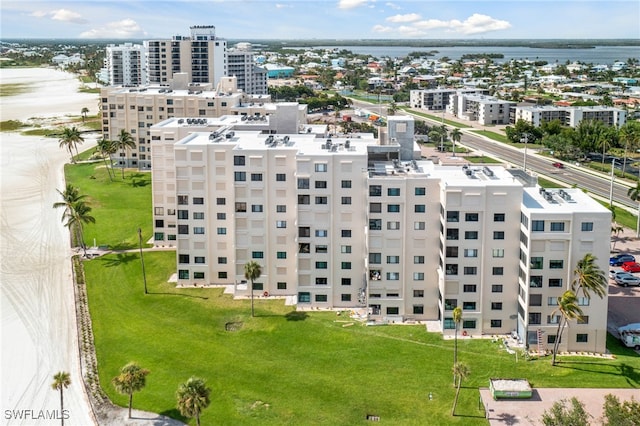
(610, 254), (636, 266)
(615, 275), (640, 287)
(552, 162), (564, 169)
(621, 261), (640, 273)
(610, 270), (634, 281)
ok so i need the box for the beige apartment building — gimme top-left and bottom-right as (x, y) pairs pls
(147, 113), (611, 352)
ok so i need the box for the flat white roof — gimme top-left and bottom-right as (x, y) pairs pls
(522, 187), (609, 213)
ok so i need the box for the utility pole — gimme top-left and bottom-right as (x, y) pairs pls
(138, 228), (148, 294)
(520, 133), (529, 172)
(609, 158), (615, 207)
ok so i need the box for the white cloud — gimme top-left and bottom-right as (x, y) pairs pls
(30, 10), (48, 18)
(386, 13), (421, 23)
(338, 0), (370, 10)
(413, 19), (452, 31)
(452, 13), (511, 35)
(275, 3), (291, 9)
(50, 9), (87, 24)
(79, 18), (147, 39)
(372, 24), (393, 33)
(385, 2), (401, 11)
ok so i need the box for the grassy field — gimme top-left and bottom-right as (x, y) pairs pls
(66, 150), (640, 425)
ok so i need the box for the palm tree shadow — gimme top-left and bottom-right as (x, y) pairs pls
(158, 408), (188, 423)
(555, 361), (640, 386)
(285, 311), (308, 321)
(496, 412), (519, 425)
(147, 291), (208, 300)
(98, 252), (138, 267)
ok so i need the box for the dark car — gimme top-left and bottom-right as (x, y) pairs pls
(552, 162), (564, 169)
(610, 254), (636, 266)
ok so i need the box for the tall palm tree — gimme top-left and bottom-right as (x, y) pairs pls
(450, 128), (462, 157)
(551, 290), (584, 366)
(452, 306), (462, 386)
(571, 253), (607, 301)
(96, 138), (116, 181)
(451, 362), (469, 416)
(176, 376), (211, 426)
(51, 371), (71, 426)
(53, 184), (86, 220)
(112, 362), (150, 419)
(628, 182), (640, 238)
(114, 129), (136, 179)
(244, 260), (262, 317)
(63, 201), (95, 256)
(81, 107), (89, 122)
(611, 224), (624, 251)
(58, 126), (84, 163)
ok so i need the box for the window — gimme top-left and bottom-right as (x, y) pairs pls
(216, 198), (225, 205)
(530, 294), (542, 306)
(276, 173), (286, 181)
(446, 264), (458, 275)
(493, 231), (505, 240)
(548, 297), (558, 306)
(369, 185), (382, 196)
(528, 312), (541, 325)
(315, 196), (328, 205)
(415, 187), (426, 196)
(235, 202), (247, 213)
(491, 302), (503, 310)
(413, 272), (424, 281)
(444, 299), (457, 310)
(277, 282), (287, 290)
(547, 315), (561, 324)
(465, 231), (478, 240)
(177, 195), (188, 205)
(386, 307), (400, 315)
(155, 219), (165, 228)
(494, 213), (505, 222)
(315, 261), (327, 269)
(341, 196), (352, 205)
(581, 222), (593, 231)
(576, 334), (588, 343)
(313, 229), (326, 238)
(233, 155), (245, 165)
(492, 249), (505, 258)
(463, 284), (477, 292)
(465, 213), (479, 222)
(298, 227), (310, 237)
(154, 232), (164, 241)
(444, 318), (455, 329)
(547, 335), (557, 344)
(446, 246), (459, 258)
(387, 256), (400, 264)
(315, 163), (327, 172)
(388, 204), (400, 213)
(492, 267), (504, 276)
(531, 257), (544, 269)
(414, 256), (425, 264)
(386, 272), (400, 280)
(178, 270), (189, 279)
(549, 278), (563, 287)
(387, 221), (400, 230)
(341, 294), (352, 302)
(341, 262), (351, 270)
(387, 188), (400, 196)
(297, 178), (309, 189)
(193, 212), (204, 220)
(298, 195), (310, 205)
(298, 292), (311, 303)
(315, 180), (327, 189)
(341, 180), (352, 188)
(550, 222), (565, 232)
(577, 297), (590, 306)
(315, 277), (328, 285)
(462, 319), (476, 329)
(463, 267), (477, 275)
(234, 171), (246, 181)
(341, 278), (351, 286)
(464, 249), (478, 257)
(532, 220), (545, 232)
(578, 316), (589, 324)
(299, 243), (310, 253)
(218, 257), (227, 264)
(178, 225), (189, 234)
(369, 203), (382, 213)
(315, 245), (328, 253)
(549, 260), (564, 269)
(341, 230), (351, 238)
(492, 284), (503, 293)
(530, 276), (543, 287)
(178, 210), (189, 219)
(413, 290), (424, 297)
(277, 251), (287, 259)
(415, 204), (426, 213)
(341, 245), (351, 254)
(179, 254), (190, 264)
(446, 229), (459, 240)
(194, 227), (205, 234)
(217, 213), (226, 220)
(276, 205), (286, 213)
(249, 173), (263, 182)
(251, 204), (263, 213)
(414, 221), (425, 230)
(369, 253), (382, 264)
(463, 301), (476, 310)
(194, 272), (205, 279)
(252, 251), (264, 259)
(491, 320), (502, 328)
(447, 211), (459, 222)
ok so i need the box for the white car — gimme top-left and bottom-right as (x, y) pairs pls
(615, 275), (640, 287)
(610, 270), (633, 281)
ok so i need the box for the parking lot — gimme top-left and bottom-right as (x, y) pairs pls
(608, 236), (640, 333)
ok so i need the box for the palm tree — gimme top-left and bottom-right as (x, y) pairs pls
(53, 184), (86, 220)
(611, 224), (624, 251)
(96, 138), (116, 181)
(58, 126), (84, 163)
(176, 377), (211, 426)
(51, 371), (71, 426)
(112, 362), (150, 419)
(63, 201), (95, 256)
(387, 100), (398, 115)
(114, 129), (136, 179)
(244, 260), (262, 317)
(81, 107), (89, 122)
(452, 306), (462, 386)
(451, 362), (469, 416)
(571, 253), (607, 301)
(450, 128), (462, 157)
(628, 182), (640, 238)
(551, 290), (584, 366)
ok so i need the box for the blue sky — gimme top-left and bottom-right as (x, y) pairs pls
(1, 1), (639, 40)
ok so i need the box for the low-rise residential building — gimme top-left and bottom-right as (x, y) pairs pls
(448, 93), (515, 125)
(513, 105), (627, 128)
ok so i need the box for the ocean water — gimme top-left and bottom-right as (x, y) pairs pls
(291, 45), (640, 64)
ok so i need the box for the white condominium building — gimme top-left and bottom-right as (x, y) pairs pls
(104, 43), (147, 87)
(447, 93), (515, 125)
(513, 105), (627, 128)
(148, 115), (611, 353)
(410, 88), (488, 111)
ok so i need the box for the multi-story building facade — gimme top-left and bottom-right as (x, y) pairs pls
(145, 25), (227, 86)
(104, 43), (147, 87)
(228, 45), (268, 95)
(410, 89), (488, 111)
(513, 105), (627, 128)
(448, 93), (515, 125)
(148, 114), (611, 352)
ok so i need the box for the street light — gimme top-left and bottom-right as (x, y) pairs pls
(609, 158), (615, 207)
(520, 133), (529, 172)
(138, 228), (148, 295)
